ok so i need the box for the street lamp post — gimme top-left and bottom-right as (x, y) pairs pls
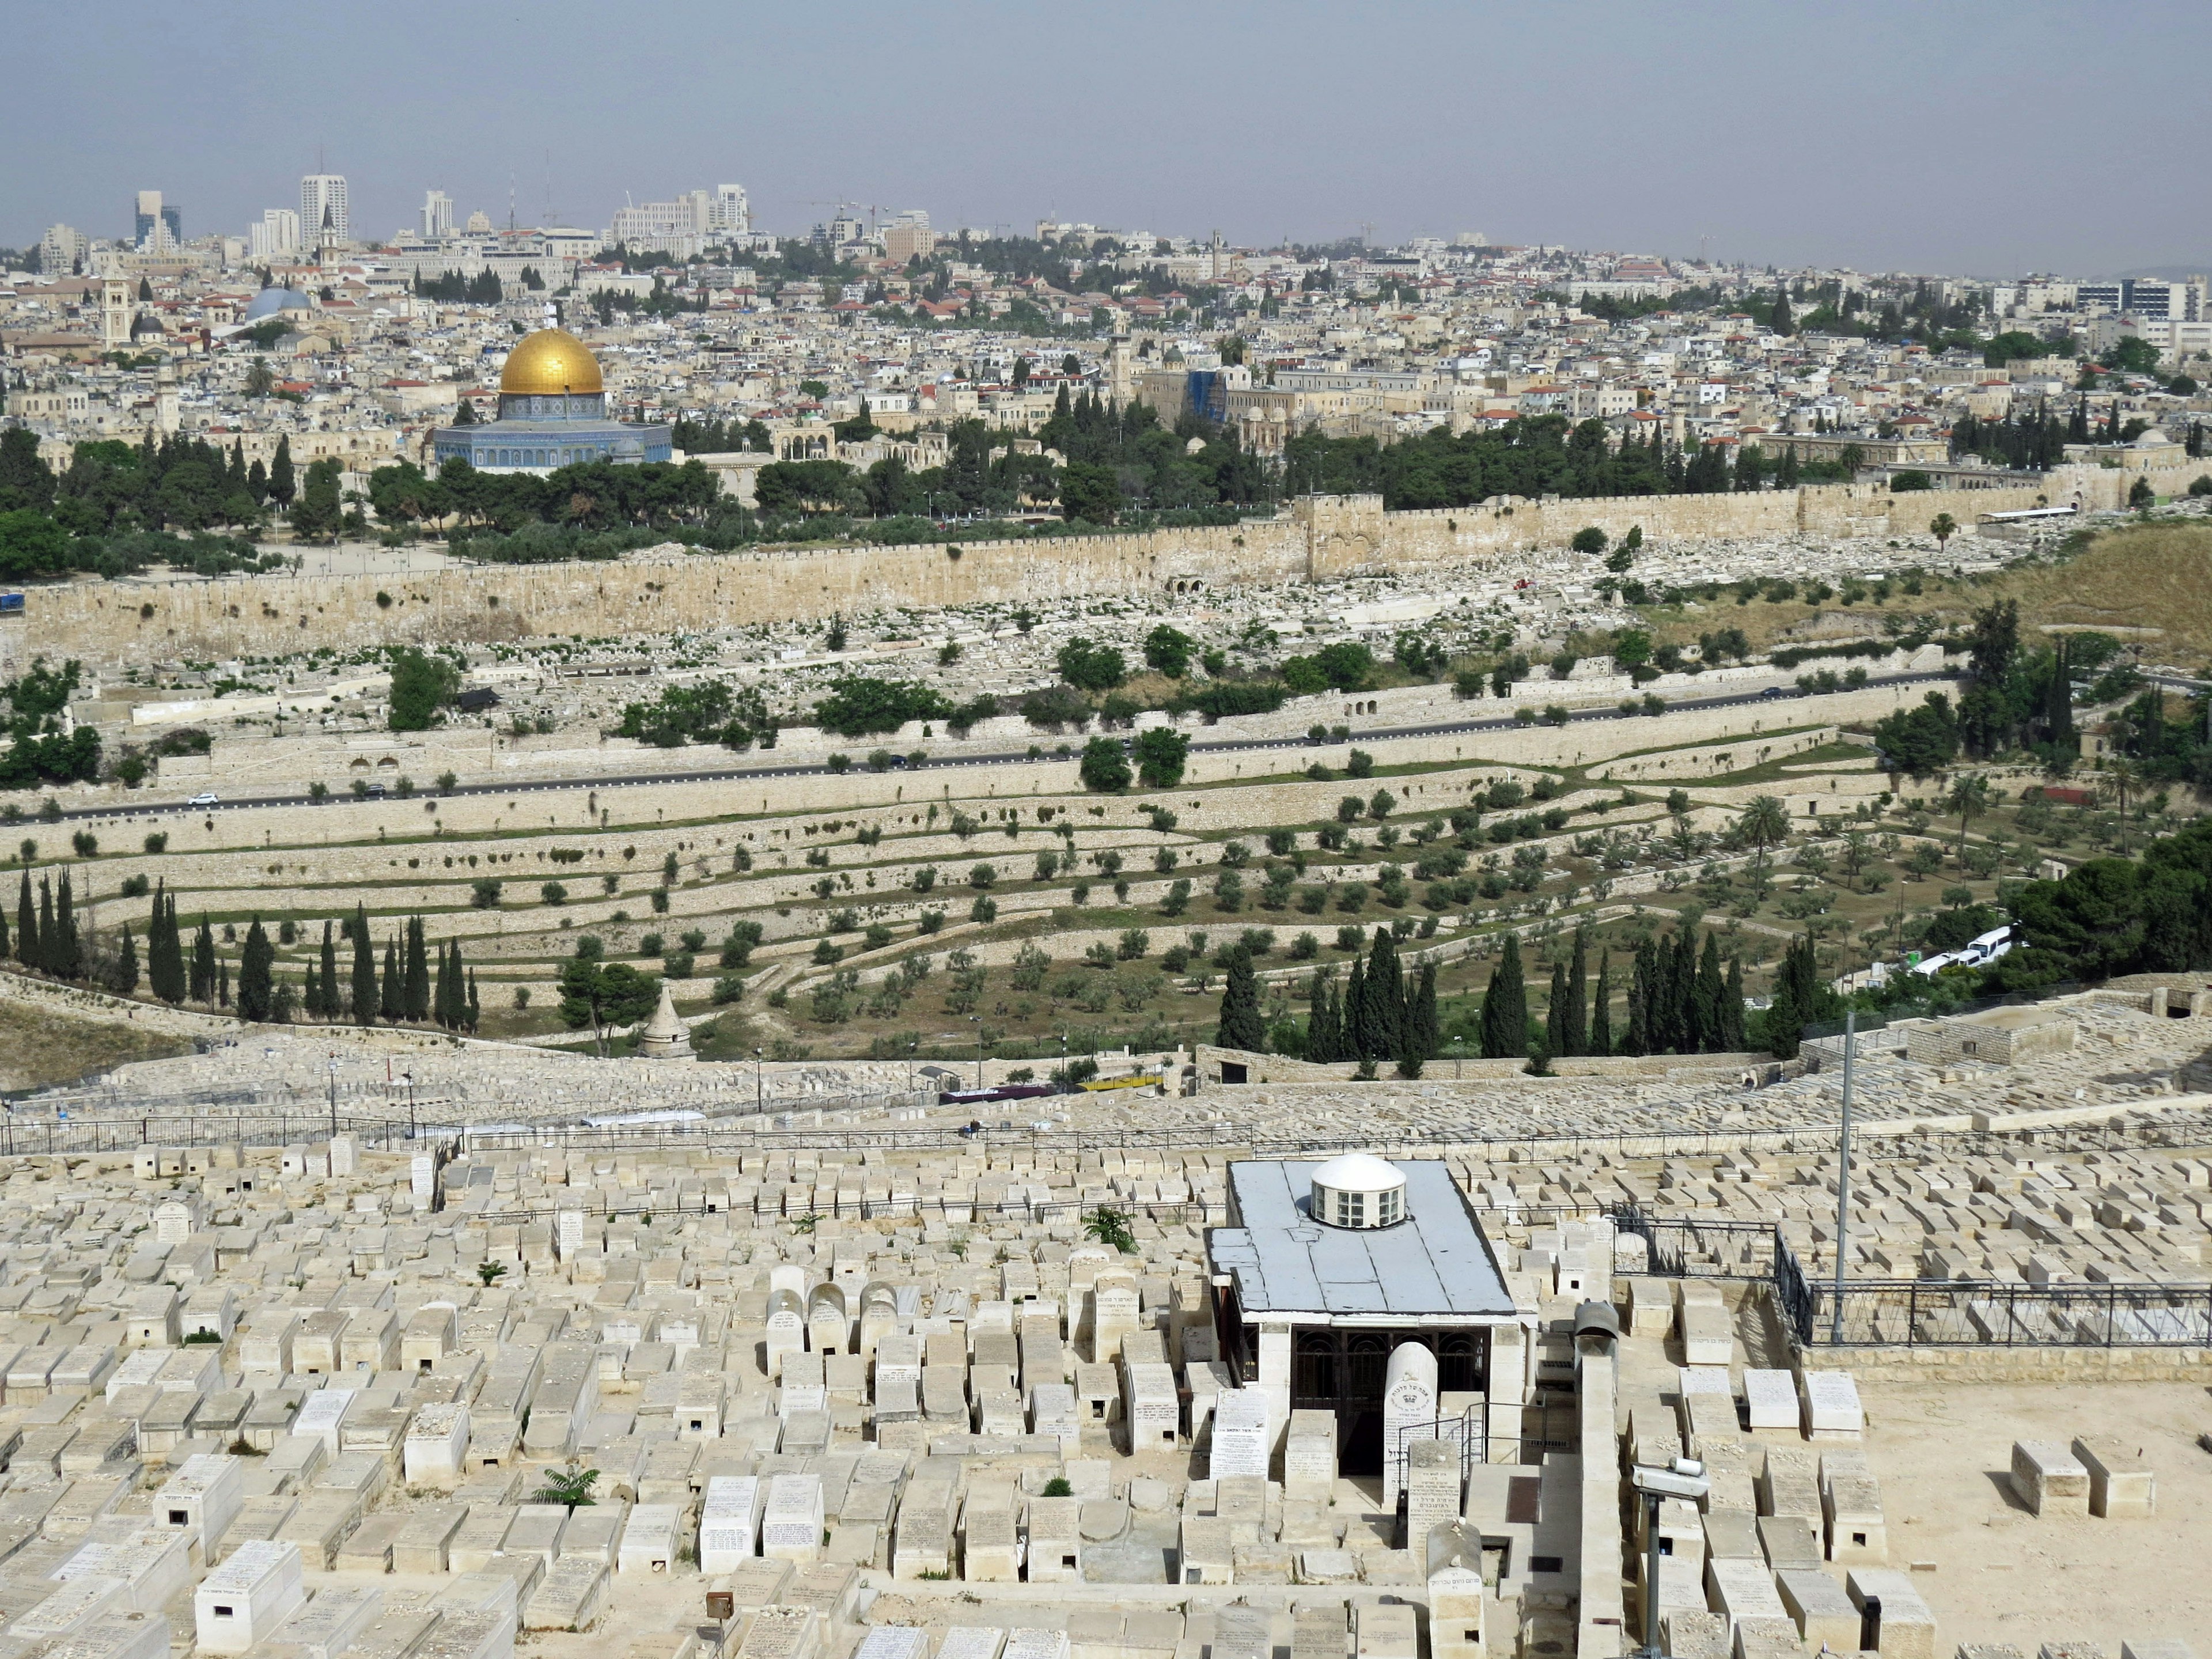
(325, 1054), (339, 1140)
(971, 1016), (984, 1090)
(753, 1047), (763, 1117)
(1630, 1460), (1709, 1656)
(402, 1071), (416, 1141)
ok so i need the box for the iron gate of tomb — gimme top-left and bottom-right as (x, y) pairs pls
(1384, 1393), (1575, 1497)
(1291, 1328), (1487, 1476)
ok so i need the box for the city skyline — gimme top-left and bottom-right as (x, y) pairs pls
(5, 0), (2210, 276)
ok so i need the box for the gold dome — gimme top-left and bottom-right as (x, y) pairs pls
(499, 328), (603, 396)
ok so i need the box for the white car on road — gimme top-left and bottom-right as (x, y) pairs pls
(187, 792), (219, 807)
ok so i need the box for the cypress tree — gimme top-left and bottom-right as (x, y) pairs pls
(1544, 959), (1571, 1059)
(433, 938), (454, 1029)
(1306, 970), (1337, 1063)
(52, 872), (79, 979)
(191, 915), (216, 1002)
(1673, 930), (1698, 1051)
(1623, 937), (1654, 1056)
(146, 884), (176, 1004)
(319, 921), (339, 1021)
(1559, 928), (1589, 1058)
(403, 916), (430, 1022)
(0, 891), (8, 963)
(350, 904), (376, 1025)
(1480, 934), (1528, 1058)
(1214, 945), (1265, 1051)
(1364, 929), (1403, 1059)
(270, 434), (296, 506)
(238, 918), (273, 1021)
(1410, 963), (1438, 1061)
(217, 957), (230, 1008)
(380, 937), (402, 1022)
(13, 870), (33, 969)
(1764, 934), (1820, 1060)
(35, 880), (55, 975)
(302, 928), (325, 1019)
(109, 923), (139, 997)
(1723, 955), (1748, 1051)
(1694, 934), (1726, 1052)
(1344, 958), (1369, 1061)
(466, 971), (480, 1032)
(1592, 952), (1613, 1056)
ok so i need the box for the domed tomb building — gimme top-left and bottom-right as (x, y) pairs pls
(1206, 1153), (1532, 1482)
(431, 327), (671, 475)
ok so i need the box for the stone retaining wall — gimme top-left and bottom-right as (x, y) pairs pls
(14, 465), (2185, 668)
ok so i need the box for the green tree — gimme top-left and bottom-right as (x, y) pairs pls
(403, 915), (431, 1021)
(1078, 736), (1131, 793)
(268, 435), (296, 507)
(317, 920), (338, 1021)
(388, 649), (460, 732)
(350, 903), (376, 1025)
(1736, 796), (1790, 867)
(1479, 933), (1528, 1058)
(237, 916), (274, 1021)
(1558, 927), (1589, 1057)
(558, 955), (660, 1056)
(1946, 772), (1993, 866)
(1133, 727), (1188, 788)
(1059, 461), (1120, 525)
(1929, 512), (1957, 550)
(190, 914), (215, 1003)
(1215, 944), (1266, 1050)
(1056, 638), (1126, 692)
(1570, 527), (1607, 555)
(1590, 951), (1613, 1055)
(289, 457), (343, 540)
(13, 870), (33, 970)
(1143, 625), (1195, 678)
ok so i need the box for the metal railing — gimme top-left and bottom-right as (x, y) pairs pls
(1802, 1277), (2212, 1349)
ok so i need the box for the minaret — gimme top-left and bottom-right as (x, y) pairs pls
(1107, 329), (1133, 411)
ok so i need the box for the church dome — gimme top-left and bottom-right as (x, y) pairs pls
(243, 287), (313, 321)
(499, 328), (603, 396)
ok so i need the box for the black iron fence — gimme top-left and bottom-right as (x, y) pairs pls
(1802, 1278), (2212, 1349)
(1617, 1202), (2212, 1350)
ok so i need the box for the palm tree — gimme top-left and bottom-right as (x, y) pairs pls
(1736, 796), (1790, 870)
(1929, 512), (1957, 550)
(1945, 774), (1993, 868)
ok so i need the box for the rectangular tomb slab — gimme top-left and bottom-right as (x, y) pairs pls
(2070, 1437), (2156, 1519)
(2010, 1441), (2090, 1517)
(1774, 1565), (1859, 1652)
(1742, 1369), (1797, 1432)
(1846, 1567), (1939, 1659)
(1800, 1370), (1863, 1439)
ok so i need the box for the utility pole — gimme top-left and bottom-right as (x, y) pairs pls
(1830, 1009), (1857, 1344)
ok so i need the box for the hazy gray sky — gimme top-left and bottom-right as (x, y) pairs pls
(9, 0), (2208, 276)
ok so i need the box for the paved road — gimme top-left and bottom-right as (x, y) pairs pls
(53, 671), (1951, 827)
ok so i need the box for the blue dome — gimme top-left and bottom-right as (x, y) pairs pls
(243, 287), (313, 321)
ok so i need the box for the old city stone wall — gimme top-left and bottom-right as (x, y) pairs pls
(14, 464), (2184, 668)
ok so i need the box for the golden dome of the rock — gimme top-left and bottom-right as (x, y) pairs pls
(498, 328), (603, 396)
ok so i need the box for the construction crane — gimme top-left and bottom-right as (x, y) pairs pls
(798, 199), (893, 234)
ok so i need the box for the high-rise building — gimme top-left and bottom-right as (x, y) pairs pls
(134, 190), (181, 252)
(607, 191), (714, 257)
(38, 224), (89, 275)
(422, 190), (454, 241)
(249, 209), (301, 263)
(882, 211), (934, 264)
(713, 184), (749, 236)
(300, 174), (350, 251)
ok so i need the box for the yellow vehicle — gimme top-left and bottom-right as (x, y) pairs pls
(1078, 1073), (1163, 1093)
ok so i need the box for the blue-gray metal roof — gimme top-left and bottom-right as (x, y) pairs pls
(1211, 1160), (1516, 1321)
